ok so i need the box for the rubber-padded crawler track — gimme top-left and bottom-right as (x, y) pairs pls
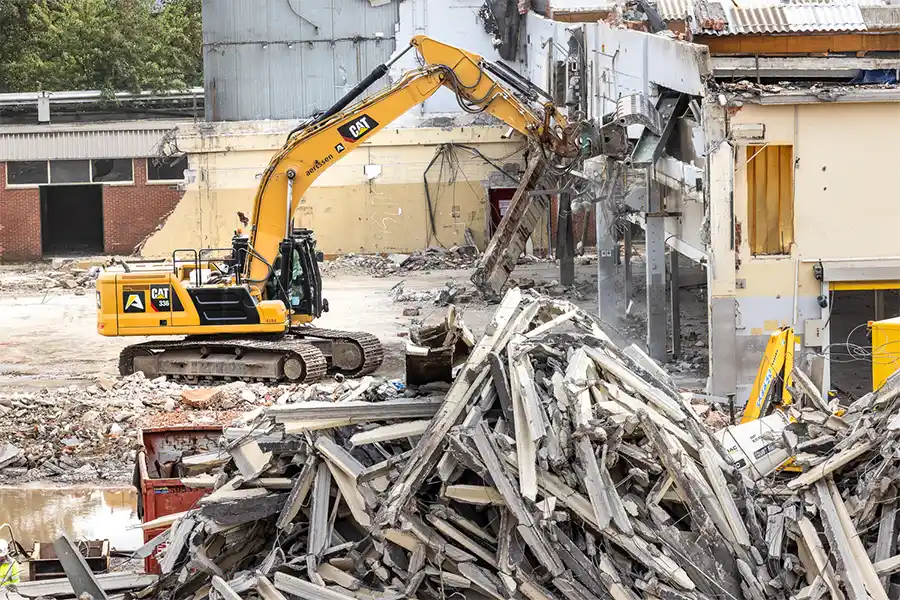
(119, 337), (328, 383)
(296, 327), (384, 377)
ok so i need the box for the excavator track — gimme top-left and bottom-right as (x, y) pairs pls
(119, 337), (328, 384)
(118, 328), (383, 383)
(294, 327), (384, 377)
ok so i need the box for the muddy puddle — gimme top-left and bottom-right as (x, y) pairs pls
(0, 486), (142, 550)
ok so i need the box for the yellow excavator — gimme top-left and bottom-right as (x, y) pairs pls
(96, 36), (597, 383)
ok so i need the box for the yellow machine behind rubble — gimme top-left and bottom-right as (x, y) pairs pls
(717, 327), (803, 474)
(95, 35), (600, 384)
(721, 321), (900, 475)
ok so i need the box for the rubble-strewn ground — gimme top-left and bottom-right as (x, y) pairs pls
(0, 250), (711, 486)
(321, 245), (479, 278)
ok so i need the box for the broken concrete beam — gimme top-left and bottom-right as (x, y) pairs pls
(349, 420), (430, 446)
(787, 441), (874, 489)
(229, 439), (272, 481)
(256, 575), (289, 600)
(16, 573), (156, 598)
(276, 455), (317, 530)
(274, 572), (357, 600)
(308, 461), (332, 568)
(199, 489), (286, 526)
(443, 484), (506, 505)
(471, 150), (546, 299)
(377, 288), (524, 526)
(211, 575), (243, 600)
(159, 515), (197, 574)
(52, 533), (111, 600)
(269, 398), (445, 424)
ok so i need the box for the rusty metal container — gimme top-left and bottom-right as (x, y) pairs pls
(136, 425), (222, 573)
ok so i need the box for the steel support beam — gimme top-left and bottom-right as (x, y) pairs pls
(670, 251), (681, 360)
(623, 224), (633, 309)
(593, 163), (618, 324)
(557, 189), (575, 287)
(53, 534), (110, 600)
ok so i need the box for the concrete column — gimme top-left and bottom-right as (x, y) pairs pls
(645, 171), (667, 362)
(704, 101), (738, 397)
(594, 163), (617, 324)
(624, 224), (633, 310)
(670, 250), (681, 359)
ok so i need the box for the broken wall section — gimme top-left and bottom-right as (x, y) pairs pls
(727, 100), (900, 401)
(141, 124), (526, 258)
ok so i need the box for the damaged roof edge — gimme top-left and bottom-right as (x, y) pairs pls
(729, 87), (900, 105)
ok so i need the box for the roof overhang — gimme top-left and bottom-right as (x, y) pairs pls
(751, 87), (900, 104)
(712, 55), (900, 78)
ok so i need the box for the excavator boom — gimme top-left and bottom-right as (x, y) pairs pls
(244, 35), (580, 293)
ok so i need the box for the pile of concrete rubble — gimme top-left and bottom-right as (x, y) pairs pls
(0, 261), (102, 296)
(322, 246), (480, 279)
(0, 375), (306, 485)
(322, 254), (399, 278)
(109, 290), (849, 600)
(389, 280), (480, 307)
(399, 245), (479, 271)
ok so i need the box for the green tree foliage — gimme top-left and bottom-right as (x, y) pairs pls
(0, 0), (202, 94)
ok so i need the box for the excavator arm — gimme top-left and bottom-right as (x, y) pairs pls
(243, 35), (583, 294)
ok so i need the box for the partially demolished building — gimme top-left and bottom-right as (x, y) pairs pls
(528, 0), (900, 401)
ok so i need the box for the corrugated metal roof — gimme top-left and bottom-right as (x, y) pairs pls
(0, 124), (179, 161)
(725, 1), (866, 33)
(687, 0), (870, 34)
(657, 0), (691, 20)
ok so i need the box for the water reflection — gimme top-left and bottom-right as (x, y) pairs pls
(0, 486), (142, 550)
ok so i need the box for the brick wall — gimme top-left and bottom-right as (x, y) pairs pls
(102, 159), (183, 255)
(0, 163), (42, 261)
(0, 159), (183, 261)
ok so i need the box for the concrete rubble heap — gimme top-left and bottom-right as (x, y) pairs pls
(126, 289), (900, 600)
(0, 376), (318, 485)
(399, 245), (479, 271)
(322, 246), (480, 279)
(389, 280), (479, 306)
(0, 261), (102, 296)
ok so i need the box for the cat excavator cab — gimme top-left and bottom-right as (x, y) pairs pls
(96, 35), (599, 383)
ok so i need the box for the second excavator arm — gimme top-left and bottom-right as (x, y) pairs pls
(243, 35), (589, 295)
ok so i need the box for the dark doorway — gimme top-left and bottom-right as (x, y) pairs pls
(487, 187), (516, 238)
(40, 184), (104, 255)
(829, 289), (900, 399)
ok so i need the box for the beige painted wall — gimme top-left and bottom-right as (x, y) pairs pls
(142, 123), (526, 257)
(721, 101), (900, 397)
(731, 102), (900, 300)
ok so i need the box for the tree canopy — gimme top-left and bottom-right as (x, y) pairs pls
(0, 0), (202, 94)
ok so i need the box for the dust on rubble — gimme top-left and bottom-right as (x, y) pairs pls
(321, 245), (480, 278)
(0, 258), (120, 297)
(0, 372), (393, 487)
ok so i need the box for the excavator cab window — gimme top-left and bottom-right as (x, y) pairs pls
(268, 230), (325, 319)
